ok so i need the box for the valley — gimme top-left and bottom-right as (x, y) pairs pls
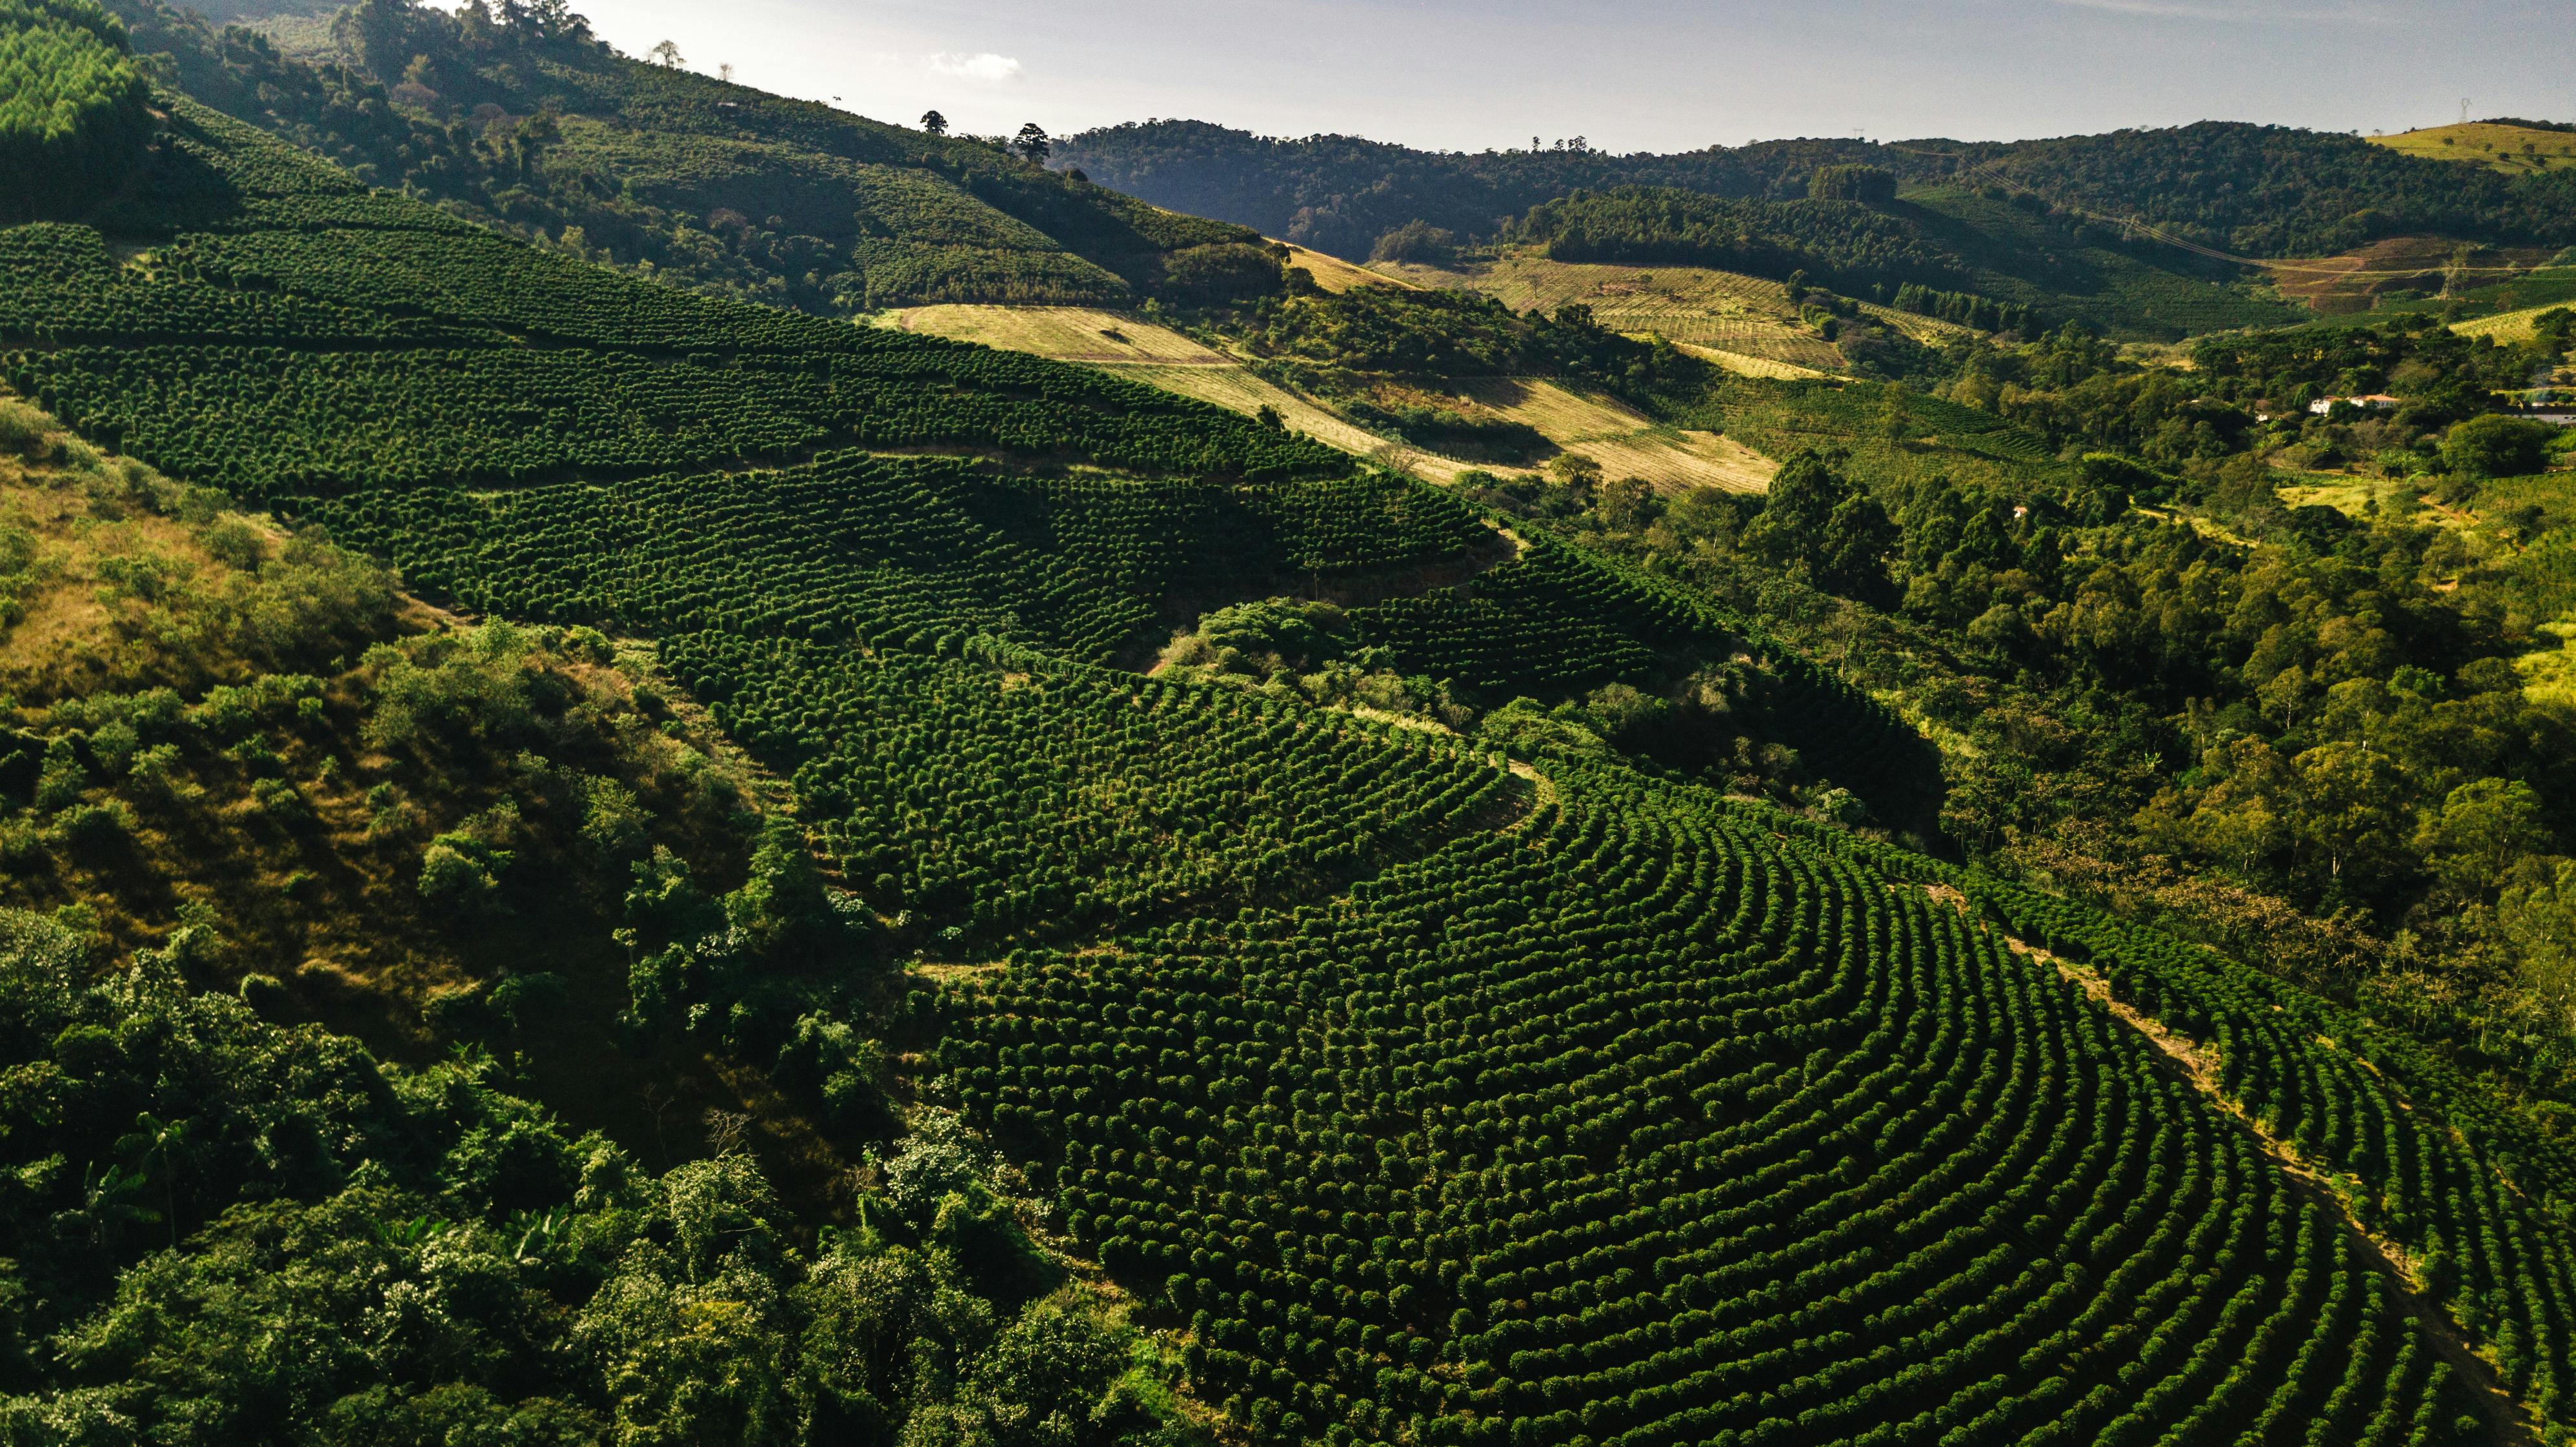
(0, 0), (2570, 1444)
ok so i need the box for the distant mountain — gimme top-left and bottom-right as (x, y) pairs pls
(103, 0), (1276, 312)
(1060, 117), (2576, 265)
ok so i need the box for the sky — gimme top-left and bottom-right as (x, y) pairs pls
(534, 0), (2573, 153)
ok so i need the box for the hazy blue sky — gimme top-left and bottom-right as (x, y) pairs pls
(545, 0), (2571, 152)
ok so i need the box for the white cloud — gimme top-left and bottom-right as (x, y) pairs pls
(924, 52), (1025, 83)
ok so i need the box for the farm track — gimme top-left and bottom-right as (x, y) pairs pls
(1983, 908), (2543, 1447)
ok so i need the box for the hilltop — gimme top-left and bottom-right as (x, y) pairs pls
(2375, 121), (2576, 177)
(101, 0), (1281, 312)
(1063, 119), (2576, 265)
(1061, 118), (2576, 338)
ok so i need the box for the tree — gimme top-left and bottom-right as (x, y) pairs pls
(1744, 450), (1895, 602)
(920, 110), (947, 136)
(1371, 221), (1459, 266)
(2415, 778), (2553, 897)
(2442, 414), (2554, 478)
(646, 39), (683, 68)
(116, 1113), (192, 1246)
(1810, 165), (1898, 203)
(1012, 123), (1051, 165)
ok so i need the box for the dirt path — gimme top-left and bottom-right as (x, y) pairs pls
(1991, 919), (2539, 1445)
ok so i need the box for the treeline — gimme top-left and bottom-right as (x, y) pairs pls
(1891, 280), (2036, 334)
(1511, 185), (1967, 291)
(1967, 120), (2576, 256)
(1064, 117), (2576, 265)
(0, 0), (152, 220)
(1054, 120), (1880, 259)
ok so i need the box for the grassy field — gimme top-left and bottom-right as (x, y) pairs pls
(1902, 187), (2308, 338)
(890, 304), (1498, 480)
(1456, 376), (1776, 491)
(2275, 474), (2388, 518)
(1390, 251), (1903, 371)
(2455, 296), (2576, 343)
(892, 304), (1231, 363)
(2372, 121), (2576, 176)
(2264, 235), (2572, 318)
(1278, 242), (1408, 293)
(1675, 341), (1829, 380)
(891, 303), (1779, 492)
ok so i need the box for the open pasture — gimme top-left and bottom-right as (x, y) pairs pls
(2373, 121), (2576, 176)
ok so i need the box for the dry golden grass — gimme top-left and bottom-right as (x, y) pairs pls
(888, 304), (1506, 481)
(889, 301), (1778, 491)
(1456, 378), (1775, 492)
(893, 304), (1229, 363)
(1673, 341), (1830, 381)
(1278, 243), (1412, 294)
(2372, 122), (2576, 176)
(1111, 362), (1482, 475)
(1400, 249), (1970, 370)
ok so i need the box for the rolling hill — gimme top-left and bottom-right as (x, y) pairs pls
(2373, 121), (2576, 178)
(103, 0), (1279, 312)
(1062, 118), (2576, 338)
(4, 3), (2576, 1445)
(1065, 118), (2576, 267)
(1496, 185), (2302, 341)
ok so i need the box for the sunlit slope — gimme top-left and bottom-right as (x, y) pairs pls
(1282, 241), (1411, 293)
(1390, 250), (1937, 371)
(2374, 122), (2576, 177)
(889, 303), (1490, 481)
(892, 303), (1776, 492)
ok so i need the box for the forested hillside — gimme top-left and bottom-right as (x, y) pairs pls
(0, 0), (153, 218)
(1502, 184), (2300, 340)
(101, 0), (1276, 312)
(5, 3), (2576, 1444)
(1060, 119), (2576, 304)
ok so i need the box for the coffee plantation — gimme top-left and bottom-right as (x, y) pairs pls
(0, 35), (2557, 1447)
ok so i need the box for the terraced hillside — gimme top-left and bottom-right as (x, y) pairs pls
(5, 63), (2573, 1447)
(1392, 250), (1941, 373)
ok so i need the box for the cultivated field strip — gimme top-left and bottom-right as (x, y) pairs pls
(945, 773), (2484, 1445)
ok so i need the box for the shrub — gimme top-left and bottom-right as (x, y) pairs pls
(1808, 164), (1898, 203)
(1370, 221), (1460, 267)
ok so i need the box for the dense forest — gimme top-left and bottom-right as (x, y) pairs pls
(1510, 185), (1971, 291)
(4, 0), (2576, 1442)
(1060, 117), (2576, 265)
(0, 0), (153, 217)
